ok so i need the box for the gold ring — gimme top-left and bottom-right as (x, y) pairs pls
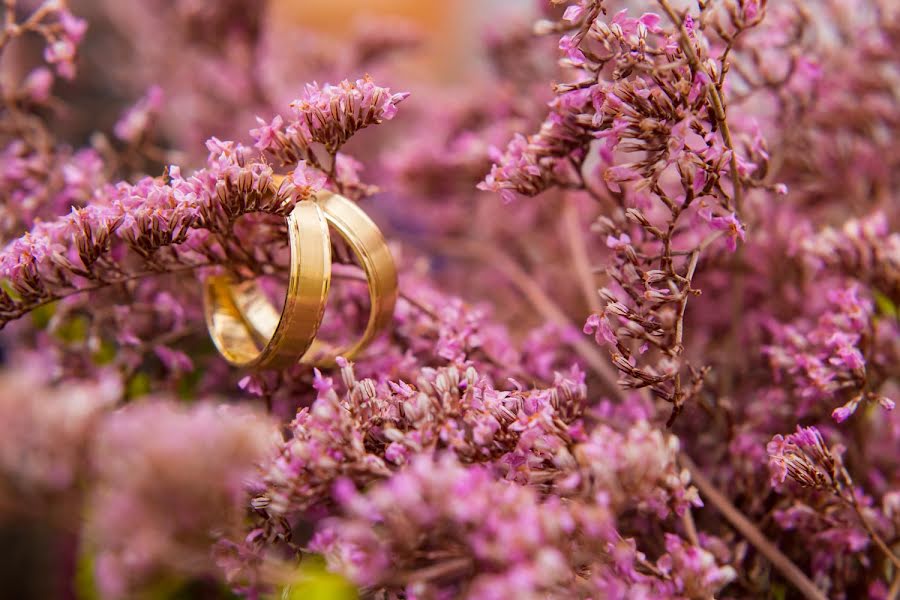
(203, 200), (331, 369)
(228, 181), (398, 367)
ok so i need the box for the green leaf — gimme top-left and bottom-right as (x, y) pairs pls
(279, 558), (356, 600)
(30, 300), (57, 329)
(874, 290), (898, 319)
(53, 314), (89, 343)
(92, 338), (118, 365)
(0, 279), (21, 301)
(126, 372), (152, 399)
(768, 583), (786, 600)
(176, 367), (204, 401)
(74, 549), (100, 600)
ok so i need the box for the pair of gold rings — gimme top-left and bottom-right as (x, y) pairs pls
(203, 178), (397, 369)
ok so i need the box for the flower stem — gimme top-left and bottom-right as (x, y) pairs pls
(681, 454), (826, 600)
(657, 0), (744, 212)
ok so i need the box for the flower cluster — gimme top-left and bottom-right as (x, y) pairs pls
(310, 452), (726, 599)
(766, 425), (900, 592)
(256, 360), (587, 516)
(252, 76), (409, 164)
(221, 357), (710, 598)
(767, 426), (846, 491)
(310, 454), (586, 596)
(0, 114), (358, 326)
(0, 357), (119, 513)
(764, 284), (896, 422)
(480, 0), (771, 423)
(800, 212), (900, 302)
(87, 401), (276, 598)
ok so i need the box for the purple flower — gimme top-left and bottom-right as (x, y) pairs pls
(114, 86), (164, 143)
(249, 115), (284, 152)
(88, 401), (276, 597)
(584, 313), (617, 346)
(22, 68), (54, 103)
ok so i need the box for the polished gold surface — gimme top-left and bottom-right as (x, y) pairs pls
(232, 183), (399, 367)
(203, 200), (331, 369)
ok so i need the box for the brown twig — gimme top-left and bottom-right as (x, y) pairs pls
(682, 507), (700, 547)
(888, 569), (900, 600)
(681, 454), (827, 600)
(1, 261), (216, 324)
(846, 491), (900, 571)
(412, 235), (626, 401)
(561, 194), (602, 314)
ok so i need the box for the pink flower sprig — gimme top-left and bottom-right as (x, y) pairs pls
(0, 0), (87, 80)
(0, 115), (334, 328)
(0, 358), (120, 510)
(87, 400), (275, 599)
(767, 425), (900, 577)
(763, 284), (896, 422)
(234, 356), (709, 598)
(309, 452), (726, 598)
(767, 426), (846, 491)
(310, 454), (590, 595)
(113, 86), (165, 144)
(255, 360), (588, 517)
(574, 420), (702, 518)
(800, 212), (900, 304)
(0, 142), (106, 240)
(481, 2), (766, 423)
(252, 76), (409, 163)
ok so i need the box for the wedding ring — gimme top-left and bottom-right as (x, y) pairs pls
(203, 200), (331, 369)
(229, 181), (398, 367)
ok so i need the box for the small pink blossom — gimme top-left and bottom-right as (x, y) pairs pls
(605, 233), (631, 250)
(584, 313), (617, 346)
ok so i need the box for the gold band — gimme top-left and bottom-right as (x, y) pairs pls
(231, 187), (398, 367)
(203, 200), (331, 369)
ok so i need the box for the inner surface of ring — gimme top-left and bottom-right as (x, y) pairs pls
(232, 189), (398, 366)
(203, 199), (332, 369)
(205, 276), (272, 364)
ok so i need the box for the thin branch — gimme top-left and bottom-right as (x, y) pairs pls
(561, 194), (602, 314)
(888, 569), (900, 600)
(1, 261), (216, 323)
(673, 250), (700, 352)
(412, 235), (626, 401)
(681, 454), (827, 600)
(383, 557), (473, 588)
(682, 507), (700, 547)
(657, 0), (744, 212)
(846, 491), (900, 571)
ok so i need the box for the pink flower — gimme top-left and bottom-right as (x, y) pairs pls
(605, 233), (632, 250)
(603, 165), (642, 193)
(114, 86), (164, 143)
(831, 405), (853, 422)
(688, 71), (710, 104)
(584, 313), (617, 346)
(44, 39), (76, 79)
(153, 345), (193, 373)
(703, 211), (745, 252)
(289, 161), (327, 198)
(558, 34), (586, 65)
(288, 76), (409, 153)
(249, 115), (284, 152)
(562, 5), (584, 22)
(59, 11), (88, 44)
(22, 68), (54, 103)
